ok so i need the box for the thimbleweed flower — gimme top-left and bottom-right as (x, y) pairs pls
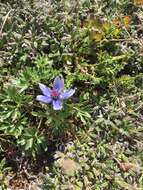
(36, 76), (75, 110)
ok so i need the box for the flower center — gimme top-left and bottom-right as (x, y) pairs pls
(51, 90), (60, 99)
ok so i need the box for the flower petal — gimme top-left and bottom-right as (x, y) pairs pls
(53, 76), (64, 92)
(60, 89), (75, 100)
(52, 100), (63, 110)
(36, 95), (52, 103)
(39, 83), (51, 97)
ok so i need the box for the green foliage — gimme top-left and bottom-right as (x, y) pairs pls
(0, 159), (11, 190)
(0, 0), (143, 189)
(43, 91), (143, 189)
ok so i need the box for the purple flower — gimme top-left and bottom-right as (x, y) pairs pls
(36, 76), (75, 110)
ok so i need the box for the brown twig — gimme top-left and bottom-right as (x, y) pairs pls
(0, 9), (13, 37)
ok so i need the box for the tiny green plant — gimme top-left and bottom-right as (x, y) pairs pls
(0, 159), (11, 190)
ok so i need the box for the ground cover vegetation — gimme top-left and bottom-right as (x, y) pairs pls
(0, 0), (143, 189)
